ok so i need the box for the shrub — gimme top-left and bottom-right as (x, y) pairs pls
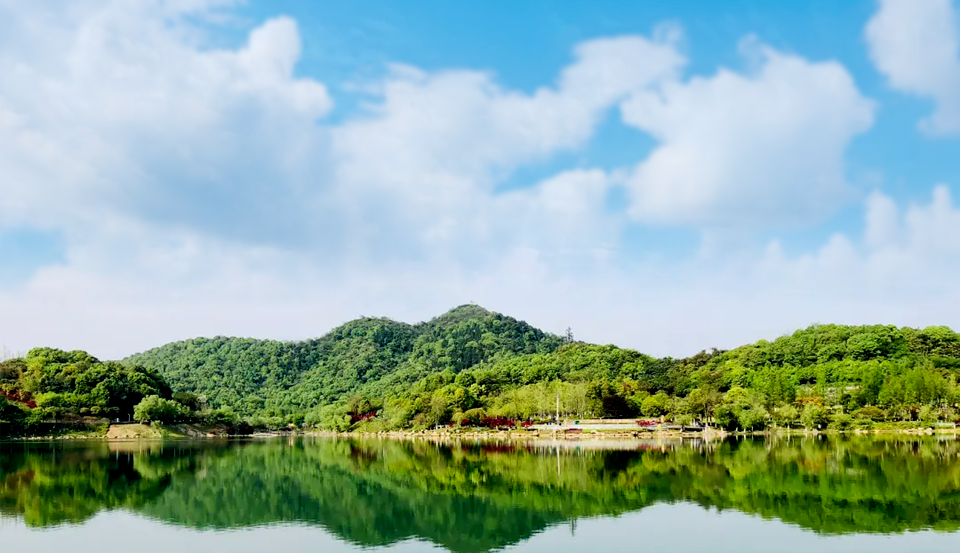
(478, 416), (516, 429)
(201, 408), (241, 427)
(0, 397), (27, 426)
(852, 417), (875, 430)
(772, 405), (800, 427)
(133, 395), (189, 424)
(461, 408), (487, 426)
(854, 405), (886, 421)
(714, 405), (739, 431)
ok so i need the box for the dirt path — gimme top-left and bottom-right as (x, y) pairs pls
(105, 423), (162, 439)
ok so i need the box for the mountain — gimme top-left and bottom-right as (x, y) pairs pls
(124, 305), (563, 418)
(307, 322), (960, 431)
(125, 307), (960, 433)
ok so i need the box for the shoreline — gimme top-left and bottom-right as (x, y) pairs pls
(4, 423), (960, 442)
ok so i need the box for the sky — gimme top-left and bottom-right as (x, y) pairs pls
(2, 0), (960, 360)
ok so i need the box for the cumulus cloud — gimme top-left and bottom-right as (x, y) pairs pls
(4, 184), (960, 360)
(335, 33), (684, 190)
(0, 1), (333, 245)
(620, 42), (875, 229)
(2, 2), (959, 362)
(866, 0), (960, 135)
(330, 33), (684, 260)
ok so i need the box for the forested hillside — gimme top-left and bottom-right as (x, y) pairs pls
(124, 305), (562, 421)
(4, 306), (960, 433)
(300, 322), (960, 431)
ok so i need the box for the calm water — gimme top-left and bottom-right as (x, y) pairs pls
(2, 436), (960, 552)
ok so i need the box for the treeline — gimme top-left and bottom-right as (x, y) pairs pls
(305, 324), (960, 432)
(4, 306), (960, 433)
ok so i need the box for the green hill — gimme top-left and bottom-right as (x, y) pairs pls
(123, 309), (960, 431)
(315, 322), (960, 431)
(124, 305), (563, 420)
(6, 307), (960, 432)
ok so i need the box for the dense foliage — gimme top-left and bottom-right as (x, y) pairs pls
(5, 308), (960, 432)
(300, 324), (960, 432)
(125, 305), (562, 421)
(0, 348), (170, 423)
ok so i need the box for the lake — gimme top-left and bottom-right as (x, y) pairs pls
(2, 435), (960, 552)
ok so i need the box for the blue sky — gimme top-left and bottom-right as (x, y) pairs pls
(1, 0), (960, 359)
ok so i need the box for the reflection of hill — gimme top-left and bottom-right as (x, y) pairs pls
(3, 437), (960, 551)
(0, 442), (174, 527)
(140, 440), (571, 552)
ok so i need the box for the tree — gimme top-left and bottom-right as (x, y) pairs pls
(172, 392), (203, 411)
(133, 395), (188, 424)
(684, 387), (719, 418)
(0, 397), (27, 425)
(641, 392), (672, 417)
(737, 406), (770, 431)
(801, 404), (830, 429)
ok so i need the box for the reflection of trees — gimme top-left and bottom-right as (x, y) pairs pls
(3, 437), (960, 551)
(0, 443), (173, 527)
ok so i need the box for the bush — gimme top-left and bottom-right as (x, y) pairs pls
(918, 405), (938, 424)
(133, 395), (189, 424)
(461, 408), (487, 426)
(772, 405), (800, 427)
(0, 397), (27, 427)
(852, 417), (875, 430)
(249, 415), (285, 431)
(304, 404), (350, 431)
(853, 405), (886, 421)
(714, 405), (739, 431)
(201, 408), (241, 427)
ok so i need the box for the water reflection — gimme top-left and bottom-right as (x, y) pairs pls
(2, 436), (960, 552)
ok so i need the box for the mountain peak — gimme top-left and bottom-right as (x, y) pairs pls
(428, 304), (495, 326)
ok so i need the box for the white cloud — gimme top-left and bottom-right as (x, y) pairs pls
(335, 33), (684, 192)
(2, 3), (959, 363)
(329, 33), (684, 259)
(0, 1), (333, 243)
(866, 0), (960, 135)
(4, 184), (960, 360)
(620, 42), (875, 228)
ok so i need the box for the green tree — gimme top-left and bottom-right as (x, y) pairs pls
(133, 395), (188, 424)
(801, 404), (830, 430)
(641, 392), (672, 417)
